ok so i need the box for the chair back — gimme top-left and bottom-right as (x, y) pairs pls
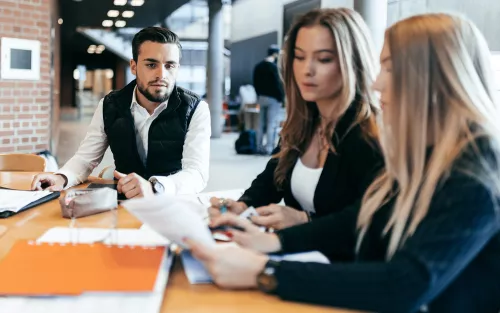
(0, 154), (46, 172)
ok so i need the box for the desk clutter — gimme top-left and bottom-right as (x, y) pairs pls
(0, 189), (330, 313)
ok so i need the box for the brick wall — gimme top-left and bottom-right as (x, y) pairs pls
(0, 0), (54, 153)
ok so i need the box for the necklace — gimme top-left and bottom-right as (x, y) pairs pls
(317, 127), (328, 150)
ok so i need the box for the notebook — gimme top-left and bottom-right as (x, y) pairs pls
(0, 188), (60, 218)
(0, 228), (168, 296)
(0, 227), (173, 313)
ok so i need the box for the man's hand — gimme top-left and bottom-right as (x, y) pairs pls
(251, 204), (308, 230)
(31, 173), (67, 191)
(114, 171), (154, 199)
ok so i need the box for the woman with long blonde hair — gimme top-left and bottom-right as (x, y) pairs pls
(209, 8), (383, 231)
(189, 13), (500, 312)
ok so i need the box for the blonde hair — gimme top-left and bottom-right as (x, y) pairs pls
(275, 8), (380, 187)
(357, 13), (500, 258)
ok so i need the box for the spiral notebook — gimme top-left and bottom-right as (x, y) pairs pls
(0, 237), (166, 296)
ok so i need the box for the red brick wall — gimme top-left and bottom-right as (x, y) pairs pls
(0, 0), (55, 153)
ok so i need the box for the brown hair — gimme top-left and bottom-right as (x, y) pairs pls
(274, 8), (380, 187)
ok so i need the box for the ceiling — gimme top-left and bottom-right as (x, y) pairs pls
(60, 0), (192, 59)
(60, 0), (191, 29)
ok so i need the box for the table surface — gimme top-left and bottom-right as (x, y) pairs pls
(0, 171), (358, 313)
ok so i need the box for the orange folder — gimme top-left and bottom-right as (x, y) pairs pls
(0, 240), (166, 296)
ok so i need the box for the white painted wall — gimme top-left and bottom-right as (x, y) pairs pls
(321, 0), (354, 8)
(231, 0), (283, 42)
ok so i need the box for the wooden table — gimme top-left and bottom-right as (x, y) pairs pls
(0, 172), (356, 313)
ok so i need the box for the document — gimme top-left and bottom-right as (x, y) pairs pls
(121, 194), (216, 249)
(0, 189), (53, 213)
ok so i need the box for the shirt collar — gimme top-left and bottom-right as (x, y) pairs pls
(131, 85), (139, 110)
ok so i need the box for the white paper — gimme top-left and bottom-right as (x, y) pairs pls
(36, 226), (170, 247)
(0, 190), (53, 213)
(121, 194), (216, 249)
(195, 189), (245, 208)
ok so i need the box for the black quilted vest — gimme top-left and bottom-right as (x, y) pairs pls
(102, 80), (201, 179)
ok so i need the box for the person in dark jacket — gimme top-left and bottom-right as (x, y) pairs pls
(31, 27), (211, 199)
(189, 13), (500, 313)
(253, 44), (285, 155)
(209, 8), (383, 230)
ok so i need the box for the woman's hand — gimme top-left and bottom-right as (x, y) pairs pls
(208, 197), (248, 219)
(209, 213), (282, 253)
(251, 204), (308, 230)
(184, 238), (269, 289)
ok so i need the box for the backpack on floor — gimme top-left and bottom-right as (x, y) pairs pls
(235, 130), (257, 155)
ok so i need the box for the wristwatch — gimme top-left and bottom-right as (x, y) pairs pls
(257, 259), (280, 294)
(149, 177), (165, 194)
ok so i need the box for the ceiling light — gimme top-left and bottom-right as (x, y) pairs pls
(58, 18), (63, 25)
(130, 0), (144, 6)
(107, 10), (119, 17)
(114, 0), (127, 5)
(96, 50), (103, 54)
(102, 20), (113, 27)
(87, 48), (95, 54)
(105, 69), (114, 79)
(122, 10), (134, 18)
(97, 45), (105, 51)
(115, 20), (126, 27)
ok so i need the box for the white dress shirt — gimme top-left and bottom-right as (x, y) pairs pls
(57, 86), (211, 195)
(290, 158), (323, 213)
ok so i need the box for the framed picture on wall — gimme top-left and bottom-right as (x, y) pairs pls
(0, 37), (40, 80)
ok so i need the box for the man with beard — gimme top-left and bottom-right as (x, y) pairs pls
(32, 27), (211, 199)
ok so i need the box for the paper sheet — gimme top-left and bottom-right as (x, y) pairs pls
(0, 190), (53, 213)
(121, 195), (216, 249)
(36, 226), (170, 246)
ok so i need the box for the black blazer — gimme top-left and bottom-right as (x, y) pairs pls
(275, 139), (500, 313)
(238, 107), (384, 219)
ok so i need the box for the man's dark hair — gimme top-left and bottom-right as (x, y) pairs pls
(267, 44), (280, 56)
(132, 27), (182, 62)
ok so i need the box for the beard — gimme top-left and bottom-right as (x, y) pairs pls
(136, 77), (174, 103)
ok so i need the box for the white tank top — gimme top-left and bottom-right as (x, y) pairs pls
(290, 158), (323, 213)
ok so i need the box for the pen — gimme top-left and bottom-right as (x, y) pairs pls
(209, 225), (245, 232)
(219, 198), (228, 214)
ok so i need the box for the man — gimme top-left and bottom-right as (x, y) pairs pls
(32, 27), (211, 199)
(252, 44), (284, 155)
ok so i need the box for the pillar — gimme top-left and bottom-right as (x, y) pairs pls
(354, 0), (388, 53)
(207, 0), (224, 138)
